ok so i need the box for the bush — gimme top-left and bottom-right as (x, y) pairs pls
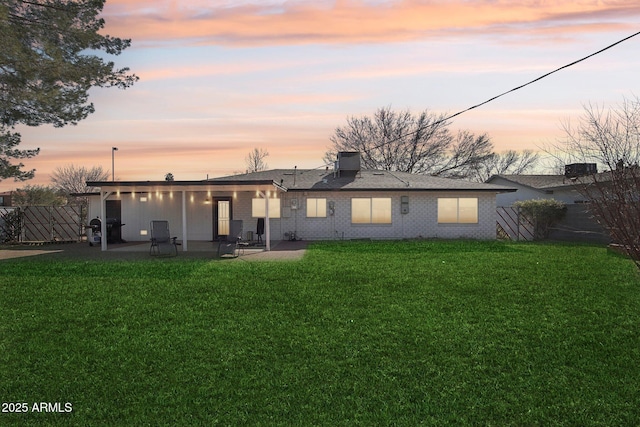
(514, 199), (567, 240)
(0, 209), (22, 243)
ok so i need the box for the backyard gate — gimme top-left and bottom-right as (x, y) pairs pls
(497, 204), (610, 243)
(0, 206), (82, 243)
(0, 207), (20, 242)
(496, 206), (534, 241)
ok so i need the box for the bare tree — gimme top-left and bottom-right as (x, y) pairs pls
(539, 152), (574, 175)
(326, 106), (494, 179)
(473, 149), (540, 182)
(245, 148), (269, 173)
(51, 165), (109, 195)
(436, 130), (494, 179)
(50, 165), (109, 222)
(556, 95), (640, 266)
(559, 97), (640, 168)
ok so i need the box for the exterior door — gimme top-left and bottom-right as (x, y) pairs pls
(213, 198), (232, 240)
(105, 200), (121, 221)
(105, 200), (123, 243)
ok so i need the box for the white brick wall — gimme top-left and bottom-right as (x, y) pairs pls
(91, 191), (214, 241)
(91, 189), (498, 242)
(242, 191), (497, 240)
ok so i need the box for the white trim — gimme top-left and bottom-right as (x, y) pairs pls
(258, 191), (271, 251)
(182, 190), (188, 251)
(100, 191), (112, 251)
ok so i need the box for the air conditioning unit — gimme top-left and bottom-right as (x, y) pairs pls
(565, 163), (597, 178)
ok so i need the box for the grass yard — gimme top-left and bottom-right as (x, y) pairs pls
(1, 240), (640, 426)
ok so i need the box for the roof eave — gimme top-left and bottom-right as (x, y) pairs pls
(86, 179), (288, 193)
(289, 187), (517, 193)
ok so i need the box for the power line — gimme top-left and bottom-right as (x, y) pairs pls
(348, 29), (640, 156)
(307, 29), (640, 172)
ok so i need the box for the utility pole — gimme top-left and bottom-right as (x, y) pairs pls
(112, 147), (118, 181)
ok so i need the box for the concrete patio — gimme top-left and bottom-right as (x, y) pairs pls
(0, 240), (309, 261)
(102, 240), (309, 261)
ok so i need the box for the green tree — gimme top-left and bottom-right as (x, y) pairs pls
(12, 184), (66, 206)
(514, 199), (567, 240)
(0, 0), (138, 182)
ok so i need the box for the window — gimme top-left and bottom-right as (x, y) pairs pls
(438, 198), (478, 224)
(252, 198), (281, 218)
(351, 198), (392, 224)
(218, 200), (230, 235)
(306, 198), (327, 218)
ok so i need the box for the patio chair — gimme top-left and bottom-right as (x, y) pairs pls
(149, 220), (179, 256)
(218, 220), (244, 258)
(256, 217), (265, 245)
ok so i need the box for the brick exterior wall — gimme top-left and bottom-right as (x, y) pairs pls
(240, 190), (497, 241)
(91, 190), (498, 242)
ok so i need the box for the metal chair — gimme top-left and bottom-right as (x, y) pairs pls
(149, 220), (178, 256)
(218, 220), (243, 258)
(256, 218), (265, 245)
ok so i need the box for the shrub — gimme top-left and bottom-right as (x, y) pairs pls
(0, 208), (22, 243)
(514, 199), (567, 240)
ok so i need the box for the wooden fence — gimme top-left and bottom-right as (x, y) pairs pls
(497, 204), (610, 243)
(0, 206), (82, 243)
(496, 206), (535, 241)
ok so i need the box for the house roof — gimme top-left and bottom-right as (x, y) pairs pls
(86, 169), (516, 193)
(85, 179), (286, 194)
(212, 169), (516, 193)
(488, 171), (621, 191)
(488, 174), (574, 190)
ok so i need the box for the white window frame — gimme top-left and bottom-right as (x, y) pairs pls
(351, 197), (392, 224)
(306, 198), (327, 218)
(252, 198), (281, 218)
(437, 197), (478, 224)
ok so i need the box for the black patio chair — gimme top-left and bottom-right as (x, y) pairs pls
(149, 220), (179, 256)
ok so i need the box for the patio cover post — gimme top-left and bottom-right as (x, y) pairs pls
(259, 191), (270, 251)
(100, 191), (112, 251)
(265, 191), (270, 251)
(181, 190), (188, 251)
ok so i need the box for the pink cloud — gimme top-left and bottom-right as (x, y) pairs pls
(102, 0), (640, 46)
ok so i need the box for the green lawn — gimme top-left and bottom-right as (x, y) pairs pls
(1, 240), (639, 426)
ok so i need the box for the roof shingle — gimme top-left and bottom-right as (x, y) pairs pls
(213, 169), (516, 192)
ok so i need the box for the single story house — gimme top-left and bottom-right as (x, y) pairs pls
(486, 175), (588, 207)
(0, 191), (15, 207)
(486, 164), (610, 242)
(87, 152), (516, 251)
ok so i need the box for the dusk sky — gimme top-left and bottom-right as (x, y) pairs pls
(4, 0), (640, 191)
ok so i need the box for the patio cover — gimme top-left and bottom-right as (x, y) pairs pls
(86, 179), (287, 252)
